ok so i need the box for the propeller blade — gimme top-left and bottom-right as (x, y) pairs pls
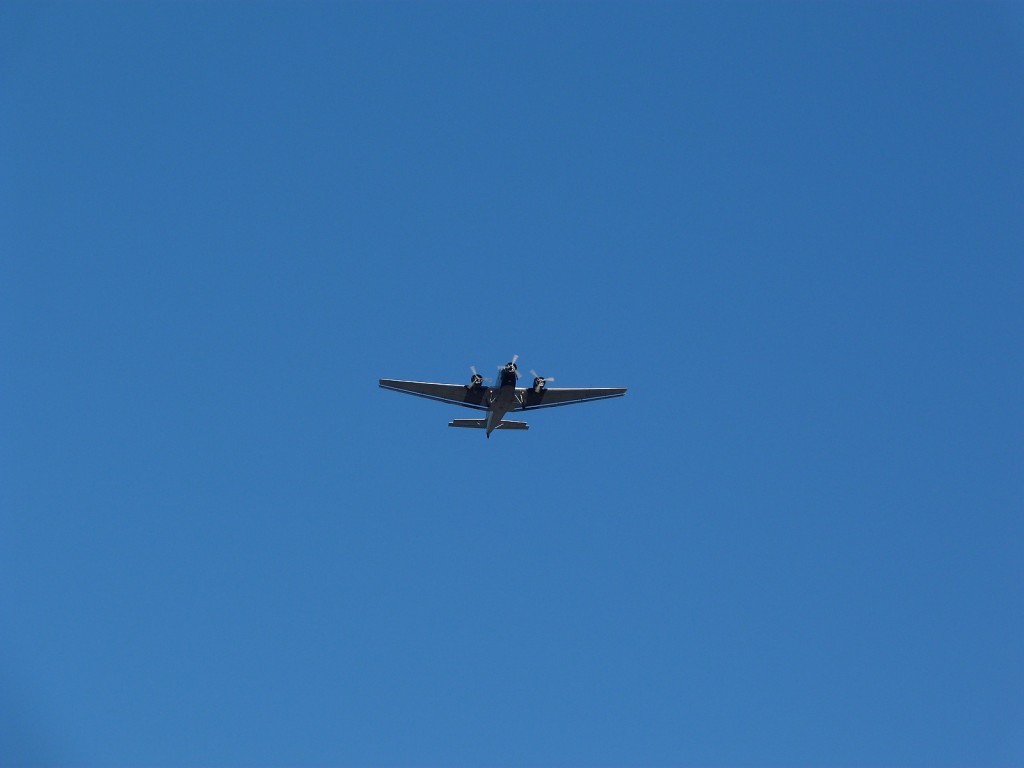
(511, 354), (519, 365)
(530, 370), (554, 383)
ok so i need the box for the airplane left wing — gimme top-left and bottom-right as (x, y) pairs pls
(379, 379), (490, 410)
(517, 387), (627, 410)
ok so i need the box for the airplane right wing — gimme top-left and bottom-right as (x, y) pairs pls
(517, 387), (627, 411)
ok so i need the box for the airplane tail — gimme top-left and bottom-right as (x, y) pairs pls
(448, 419), (529, 431)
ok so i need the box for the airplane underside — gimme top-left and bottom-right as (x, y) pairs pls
(379, 355), (626, 437)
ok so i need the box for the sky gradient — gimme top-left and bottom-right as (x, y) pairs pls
(2, 2), (1022, 766)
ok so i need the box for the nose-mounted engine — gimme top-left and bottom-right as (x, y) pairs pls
(495, 355), (520, 388)
(498, 363), (517, 387)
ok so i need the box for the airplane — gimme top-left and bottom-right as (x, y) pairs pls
(379, 356), (627, 437)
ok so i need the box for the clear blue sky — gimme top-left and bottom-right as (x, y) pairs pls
(2, 2), (1022, 766)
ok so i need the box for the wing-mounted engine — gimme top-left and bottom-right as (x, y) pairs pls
(530, 369), (555, 394)
(467, 365), (489, 391)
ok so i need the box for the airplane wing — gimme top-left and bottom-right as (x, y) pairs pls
(517, 387), (627, 411)
(379, 379), (490, 410)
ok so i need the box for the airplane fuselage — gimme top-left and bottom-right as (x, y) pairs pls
(483, 363), (522, 436)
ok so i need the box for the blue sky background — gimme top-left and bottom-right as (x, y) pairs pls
(2, 2), (1022, 766)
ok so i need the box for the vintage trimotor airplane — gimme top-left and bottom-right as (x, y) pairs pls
(379, 355), (627, 437)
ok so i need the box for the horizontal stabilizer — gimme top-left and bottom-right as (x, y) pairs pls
(448, 419), (529, 430)
(496, 420), (529, 430)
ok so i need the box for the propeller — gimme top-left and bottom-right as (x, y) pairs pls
(530, 369), (554, 393)
(498, 355), (521, 379)
(469, 365), (491, 385)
